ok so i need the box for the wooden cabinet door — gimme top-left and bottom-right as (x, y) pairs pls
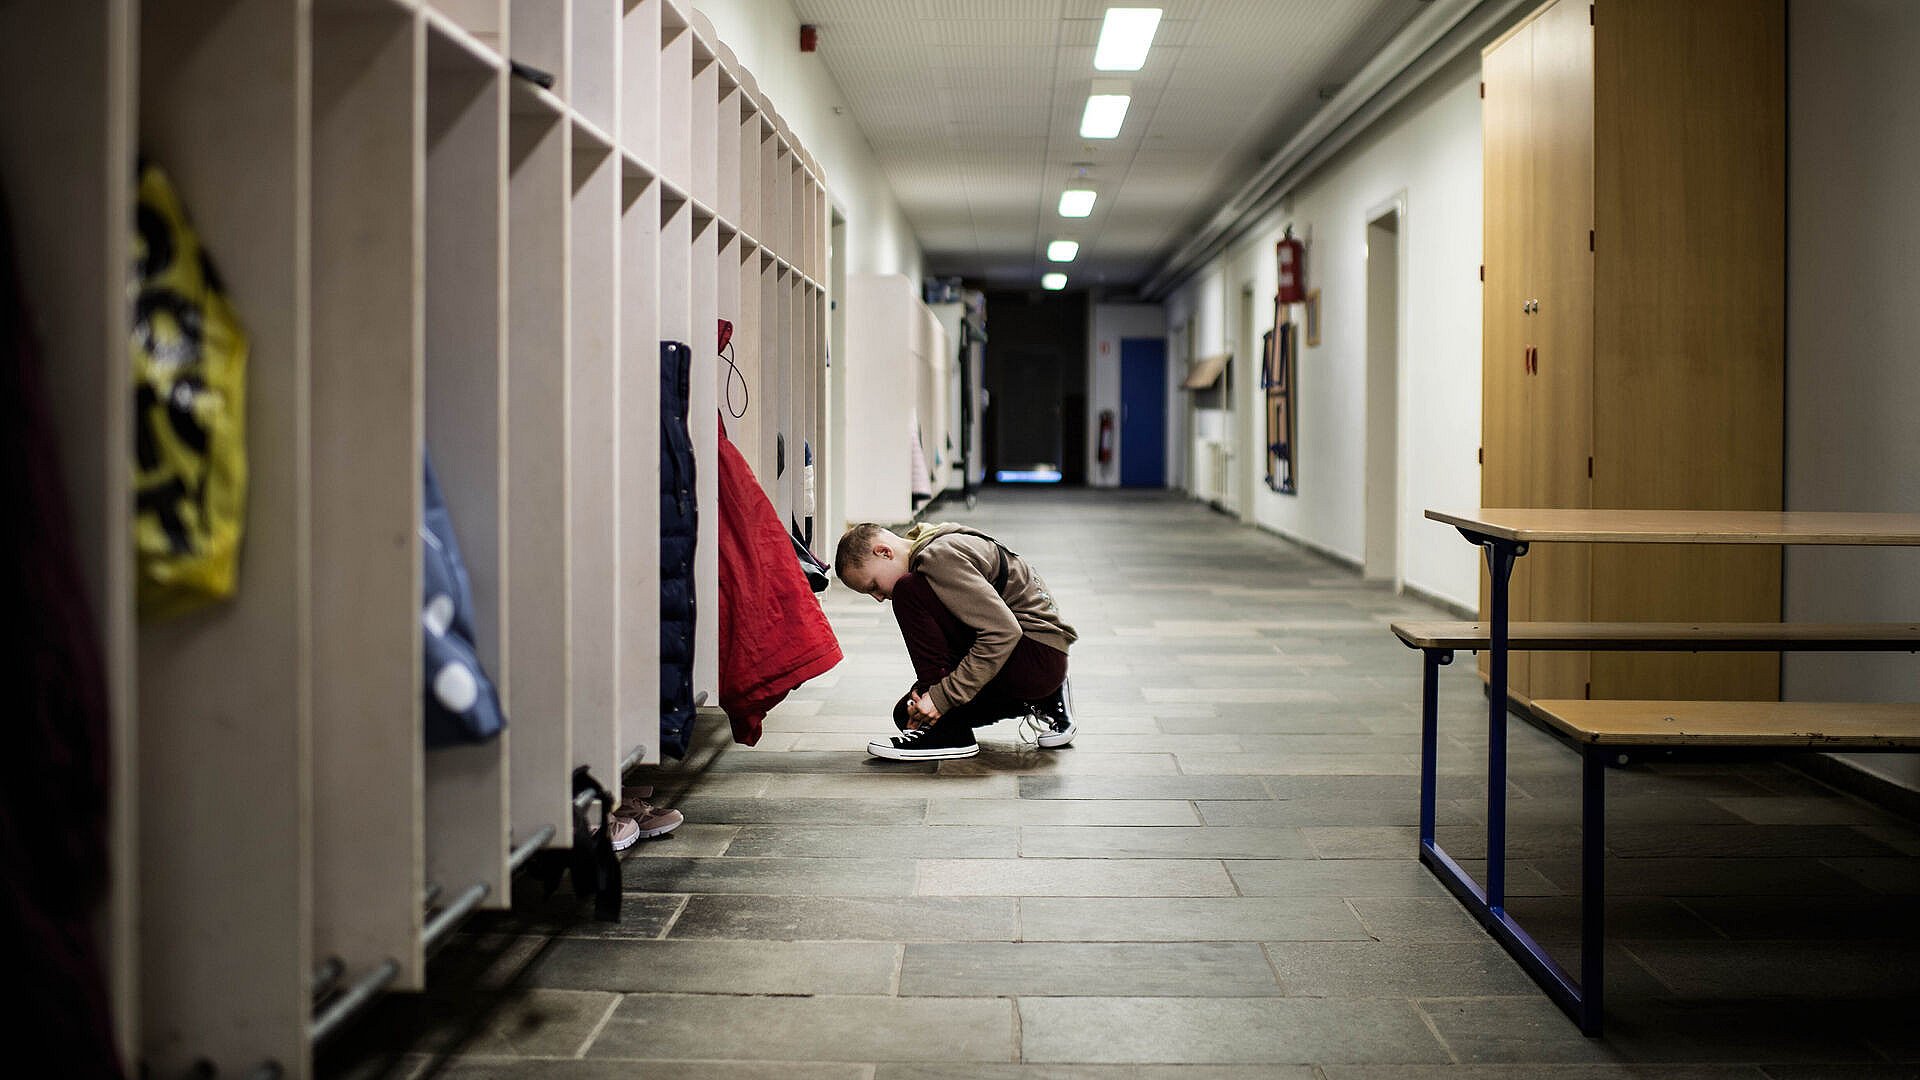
(1525, 0), (1595, 700)
(1477, 20), (1534, 694)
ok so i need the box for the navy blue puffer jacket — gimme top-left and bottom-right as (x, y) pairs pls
(659, 341), (697, 757)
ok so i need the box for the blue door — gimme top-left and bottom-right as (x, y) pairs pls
(1119, 338), (1167, 487)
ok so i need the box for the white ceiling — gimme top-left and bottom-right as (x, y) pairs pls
(791, 0), (1430, 290)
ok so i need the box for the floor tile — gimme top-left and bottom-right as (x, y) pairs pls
(667, 796), (927, 825)
(669, 895), (1018, 941)
(1020, 825), (1310, 860)
(927, 798), (1200, 826)
(1020, 896), (1368, 942)
(521, 937), (897, 994)
(1019, 997), (1449, 1064)
(1020, 776), (1275, 800)
(623, 856), (917, 895)
(915, 858), (1237, 897)
(900, 941), (1281, 996)
(722, 824), (1020, 859)
(1264, 940), (1536, 996)
(590, 994), (1015, 1062)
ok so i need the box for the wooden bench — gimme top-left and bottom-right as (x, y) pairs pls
(1530, 698), (1920, 748)
(1390, 619), (1920, 1035)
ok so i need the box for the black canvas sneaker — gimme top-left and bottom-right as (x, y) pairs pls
(1024, 678), (1076, 748)
(868, 721), (980, 761)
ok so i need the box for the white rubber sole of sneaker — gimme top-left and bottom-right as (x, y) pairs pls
(1036, 720), (1076, 749)
(632, 815), (682, 839)
(867, 740), (980, 761)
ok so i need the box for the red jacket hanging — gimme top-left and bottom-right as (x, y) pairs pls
(717, 418), (842, 744)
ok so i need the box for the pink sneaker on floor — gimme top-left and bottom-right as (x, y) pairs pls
(593, 815), (640, 852)
(614, 786), (684, 839)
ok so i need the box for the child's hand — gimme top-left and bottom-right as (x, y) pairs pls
(908, 690), (941, 725)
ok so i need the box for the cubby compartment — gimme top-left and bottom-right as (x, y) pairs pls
(621, 0), (661, 166)
(570, 138), (622, 790)
(136, 0), (316, 1072)
(732, 236), (764, 472)
(657, 0), (692, 188)
(689, 14), (720, 208)
(511, 0), (567, 98)
(310, 0), (426, 994)
(689, 205), (720, 704)
(432, 0), (505, 52)
(757, 250), (781, 503)
(571, 0), (618, 138)
(423, 18), (510, 916)
(506, 76), (572, 852)
(715, 52), (743, 225)
(618, 169), (662, 766)
(0, 0), (138, 1058)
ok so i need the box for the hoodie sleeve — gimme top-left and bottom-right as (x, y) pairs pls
(916, 538), (1022, 715)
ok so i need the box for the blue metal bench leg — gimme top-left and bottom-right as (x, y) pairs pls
(1477, 536), (1523, 907)
(1580, 746), (1607, 1035)
(1418, 647), (1453, 848)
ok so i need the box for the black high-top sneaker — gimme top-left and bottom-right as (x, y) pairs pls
(1029, 678), (1076, 748)
(869, 718), (980, 761)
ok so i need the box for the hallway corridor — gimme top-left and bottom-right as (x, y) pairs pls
(327, 490), (1920, 1078)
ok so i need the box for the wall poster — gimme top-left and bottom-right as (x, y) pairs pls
(1262, 315), (1297, 495)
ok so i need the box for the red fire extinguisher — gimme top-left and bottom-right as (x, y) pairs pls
(1098, 409), (1116, 467)
(1275, 228), (1306, 304)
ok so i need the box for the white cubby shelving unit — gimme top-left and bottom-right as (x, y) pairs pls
(840, 273), (953, 527)
(0, 0), (831, 1075)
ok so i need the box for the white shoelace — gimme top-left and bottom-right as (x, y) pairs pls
(1017, 707), (1050, 747)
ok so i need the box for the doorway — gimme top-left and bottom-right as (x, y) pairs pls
(1364, 203), (1403, 584)
(1118, 337), (1166, 487)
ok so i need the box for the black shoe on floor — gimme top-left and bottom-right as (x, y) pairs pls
(1029, 678), (1076, 748)
(869, 722), (980, 761)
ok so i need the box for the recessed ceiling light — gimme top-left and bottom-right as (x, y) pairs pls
(1047, 240), (1080, 262)
(1080, 93), (1130, 139)
(1042, 272), (1068, 291)
(1059, 189), (1097, 217)
(1094, 8), (1162, 72)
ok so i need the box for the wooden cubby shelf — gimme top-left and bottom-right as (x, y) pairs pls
(0, 0), (833, 1074)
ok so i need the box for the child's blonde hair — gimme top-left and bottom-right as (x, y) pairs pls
(834, 523), (887, 582)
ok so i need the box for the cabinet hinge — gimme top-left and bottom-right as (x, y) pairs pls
(1589, 229), (1595, 252)
(1478, 263), (1485, 282)
(1590, 4), (1595, 25)
(1479, 81), (1485, 98)
(1478, 446), (1484, 465)
(1585, 681), (1592, 699)
(1588, 456), (1593, 477)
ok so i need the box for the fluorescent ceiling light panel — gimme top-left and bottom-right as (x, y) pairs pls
(1095, 8), (1162, 71)
(1080, 93), (1130, 138)
(1058, 189), (1097, 217)
(1042, 272), (1068, 290)
(1047, 240), (1080, 262)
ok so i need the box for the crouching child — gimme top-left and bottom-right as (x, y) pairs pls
(834, 522), (1077, 760)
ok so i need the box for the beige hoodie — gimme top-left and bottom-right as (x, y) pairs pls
(903, 522), (1077, 714)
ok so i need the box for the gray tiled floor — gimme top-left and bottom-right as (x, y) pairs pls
(321, 490), (1920, 1078)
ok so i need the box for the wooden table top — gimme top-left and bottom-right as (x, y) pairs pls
(1426, 508), (1920, 545)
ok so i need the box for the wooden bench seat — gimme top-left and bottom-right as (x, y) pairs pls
(1527, 699), (1920, 748)
(1391, 620), (1920, 652)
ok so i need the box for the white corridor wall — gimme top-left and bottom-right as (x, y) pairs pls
(1782, 0), (1920, 793)
(1163, 53), (1484, 610)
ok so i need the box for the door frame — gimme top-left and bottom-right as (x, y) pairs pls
(1364, 191), (1410, 590)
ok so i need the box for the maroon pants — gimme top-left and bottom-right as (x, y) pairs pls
(891, 571), (1067, 730)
